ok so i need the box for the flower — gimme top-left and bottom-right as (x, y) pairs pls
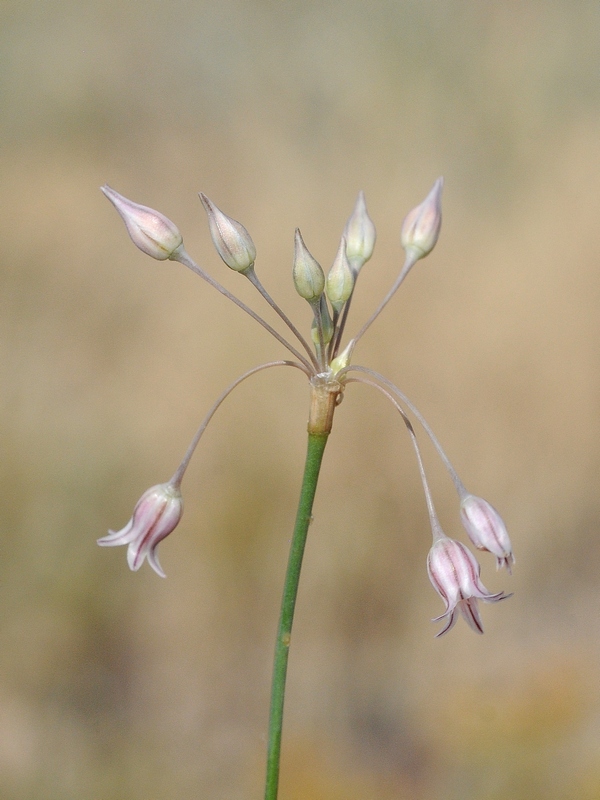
(400, 177), (443, 262)
(460, 494), (515, 574)
(98, 483), (183, 577)
(101, 185), (184, 260)
(427, 536), (511, 636)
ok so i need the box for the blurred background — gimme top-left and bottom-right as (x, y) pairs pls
(2, 1), (600, 798)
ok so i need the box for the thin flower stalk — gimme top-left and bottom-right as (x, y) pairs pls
(169, 360), (309, 489)
(174, 249), (316, 373)
(346, 376), (510, 635)
(343, 364), (467, 495)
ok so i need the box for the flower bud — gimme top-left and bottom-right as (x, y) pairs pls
(427, 535), (510, 637)
(293, 229), (325, 302)
(199, 193), (256, 273)
(460, 494), (515, 574)
(343, 190), (376, 272)
(101, 185), (184, 261)
(400, 177), (443, 262)
(98, 483), (183, 578)
(326, 237), (355, 313)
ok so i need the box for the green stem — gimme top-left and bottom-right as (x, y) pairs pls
(264, 431), (330, 800)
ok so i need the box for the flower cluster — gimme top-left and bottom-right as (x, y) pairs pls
(99, 179), (513, 635)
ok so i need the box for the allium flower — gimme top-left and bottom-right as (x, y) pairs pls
(101, 185), (184, 260)
(98, 483), (183, 578)
(460, 494), (515, 574)
(199, 193), (256, 273)
(427, 536), (511, 637)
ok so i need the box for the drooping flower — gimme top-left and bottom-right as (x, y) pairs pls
(460, 494), (515, 574)
(427, 536), (510, 637)
(98, 483), (183, 578)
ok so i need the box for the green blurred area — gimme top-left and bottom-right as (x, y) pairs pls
(2, 1), (600, 797)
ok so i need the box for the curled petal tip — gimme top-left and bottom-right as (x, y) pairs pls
(100, 483), (183, 577)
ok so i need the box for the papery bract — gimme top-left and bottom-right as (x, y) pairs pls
(98, 483), (183, 578)
(427, 536), (510, 637)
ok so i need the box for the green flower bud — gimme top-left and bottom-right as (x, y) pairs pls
(293, 229), (325, 302)
(343, 190), (376, 272)
(326, 237), (355, 313)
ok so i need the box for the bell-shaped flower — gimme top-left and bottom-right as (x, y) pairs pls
(427, 536), (511, 637)
(101, 185), (184, 260)
(98, 483), (183, 578)
(401, 177), (443, 262)
(199, 193), (256, 273)
(460, 494), (515, 574)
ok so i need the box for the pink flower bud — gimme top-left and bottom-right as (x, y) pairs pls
(427, 536), (510, 637)
(199, 193), (256, 273)
(98, 483), (183, 578)
(401, 177), (443, 262)
(343, 190), (376, 272)
(460, 494), (515, 574)
(101, 185), (184, 261)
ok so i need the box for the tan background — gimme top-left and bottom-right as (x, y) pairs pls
(2, 2), (600, 798)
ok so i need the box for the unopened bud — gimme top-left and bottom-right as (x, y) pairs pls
(401, 177), (443, 262)
(460, 494), (515, 574)
(101, 185), (184, 261)
(199, 193), (256, 273)
(293, 229), (325, 302)
(344, 190), (376, 272)
(326, 237), (355, 312)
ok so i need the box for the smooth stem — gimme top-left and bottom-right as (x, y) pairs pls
(264, 432), (329, 800)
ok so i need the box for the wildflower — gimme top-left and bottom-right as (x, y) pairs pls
(401, 177), (443, 262)
(101, 185), (184, 260)
(98, 483), (183, 578)
(427, 536), (511, 636)
(460, 494), (515, 573)
(100, 179), (513, 639)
